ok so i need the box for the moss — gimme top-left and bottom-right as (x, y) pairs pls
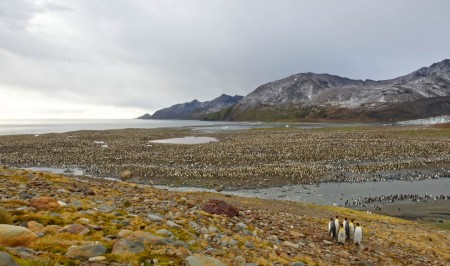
(15, 256), (56, 266)
(123, 199), (132, 208)
(17, 213), (65, 226)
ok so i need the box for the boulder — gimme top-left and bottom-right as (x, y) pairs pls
(112, 239), (145, 255)
(59, 224), (89, 235)
(0, 225), (37, 247)
(120, 170), (132, 180)
(117, 229), (133, 238)
(65, 244), (107, 259)
(185, 255), (226, 266)
(201, 200), (238, 217)
(127, 231), (163, 244)
(27, 221), (45, 234)
(0, 251), (18, 266)
(30, 196), (60, 211)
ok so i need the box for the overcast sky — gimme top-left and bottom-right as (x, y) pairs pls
(1, 0), (449, 119)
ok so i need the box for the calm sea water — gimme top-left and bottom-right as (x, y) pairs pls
(0, 119), (237, 136)
(0, 119), (375, 136)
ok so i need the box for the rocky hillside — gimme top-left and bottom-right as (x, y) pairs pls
(138, 94), (243, 120)
(0, 166), (449, 265)
(227, 59), (450, 122)
(142, 59), (450, 122)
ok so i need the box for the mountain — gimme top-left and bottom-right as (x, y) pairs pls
(226, 59), (450, 122)
(138, 94), (243, 120)
(139, 59), (450, 122)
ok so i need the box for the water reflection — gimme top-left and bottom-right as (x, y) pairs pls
(150, 136), (218, 144)
(156, 178), (450, 206)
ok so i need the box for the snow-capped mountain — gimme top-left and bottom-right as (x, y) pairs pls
(227, 59), (450, 121)
(139, 59), (450, 122)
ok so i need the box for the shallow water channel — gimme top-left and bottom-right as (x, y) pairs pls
(157, 178), (450, 206)
(23, 167), (450, 206)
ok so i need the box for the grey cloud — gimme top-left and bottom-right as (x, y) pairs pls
(0, 0), (449, 116)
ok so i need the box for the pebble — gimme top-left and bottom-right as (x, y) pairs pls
(88, 256), (107, 262)
(167, 220), (182, 228)
(147, 213), (165, 222)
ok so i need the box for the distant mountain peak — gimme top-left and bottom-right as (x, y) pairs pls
(138, 94), (243, 120)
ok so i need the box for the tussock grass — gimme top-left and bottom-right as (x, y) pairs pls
(0, 207), (13, 224)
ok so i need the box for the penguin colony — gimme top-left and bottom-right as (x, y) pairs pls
(0, 127), (449, 189)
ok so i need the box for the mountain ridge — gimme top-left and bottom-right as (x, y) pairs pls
(139, 59), (450, 122)
(137, 94), (243, 120)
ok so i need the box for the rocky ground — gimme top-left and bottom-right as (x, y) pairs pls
(0, 166), (449, 265)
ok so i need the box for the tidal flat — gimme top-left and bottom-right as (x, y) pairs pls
(0, 125), (449, 190)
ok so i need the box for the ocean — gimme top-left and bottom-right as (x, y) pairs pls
(0, 119), (376, 136)
(0, 119), (236, 136)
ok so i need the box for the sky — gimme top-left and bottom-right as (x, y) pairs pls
(0, 0), (449, 119)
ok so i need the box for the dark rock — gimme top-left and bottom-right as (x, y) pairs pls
(202, 200), (239, 217)
(0, 251), (18, 266)
(83, 189), (96, 196)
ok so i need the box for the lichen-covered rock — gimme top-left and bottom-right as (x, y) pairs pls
(127, 231), (163, 243)
(201, 200), (239, 217)
(112, 239), (145, 255)
(65, 244), (107, 259)
(27, 221), (45, 234)
(30, 196), (60, 211)
(0, 225), (37, 247)
(59, 224), (89, 235)
(185, 255), (226, 266)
